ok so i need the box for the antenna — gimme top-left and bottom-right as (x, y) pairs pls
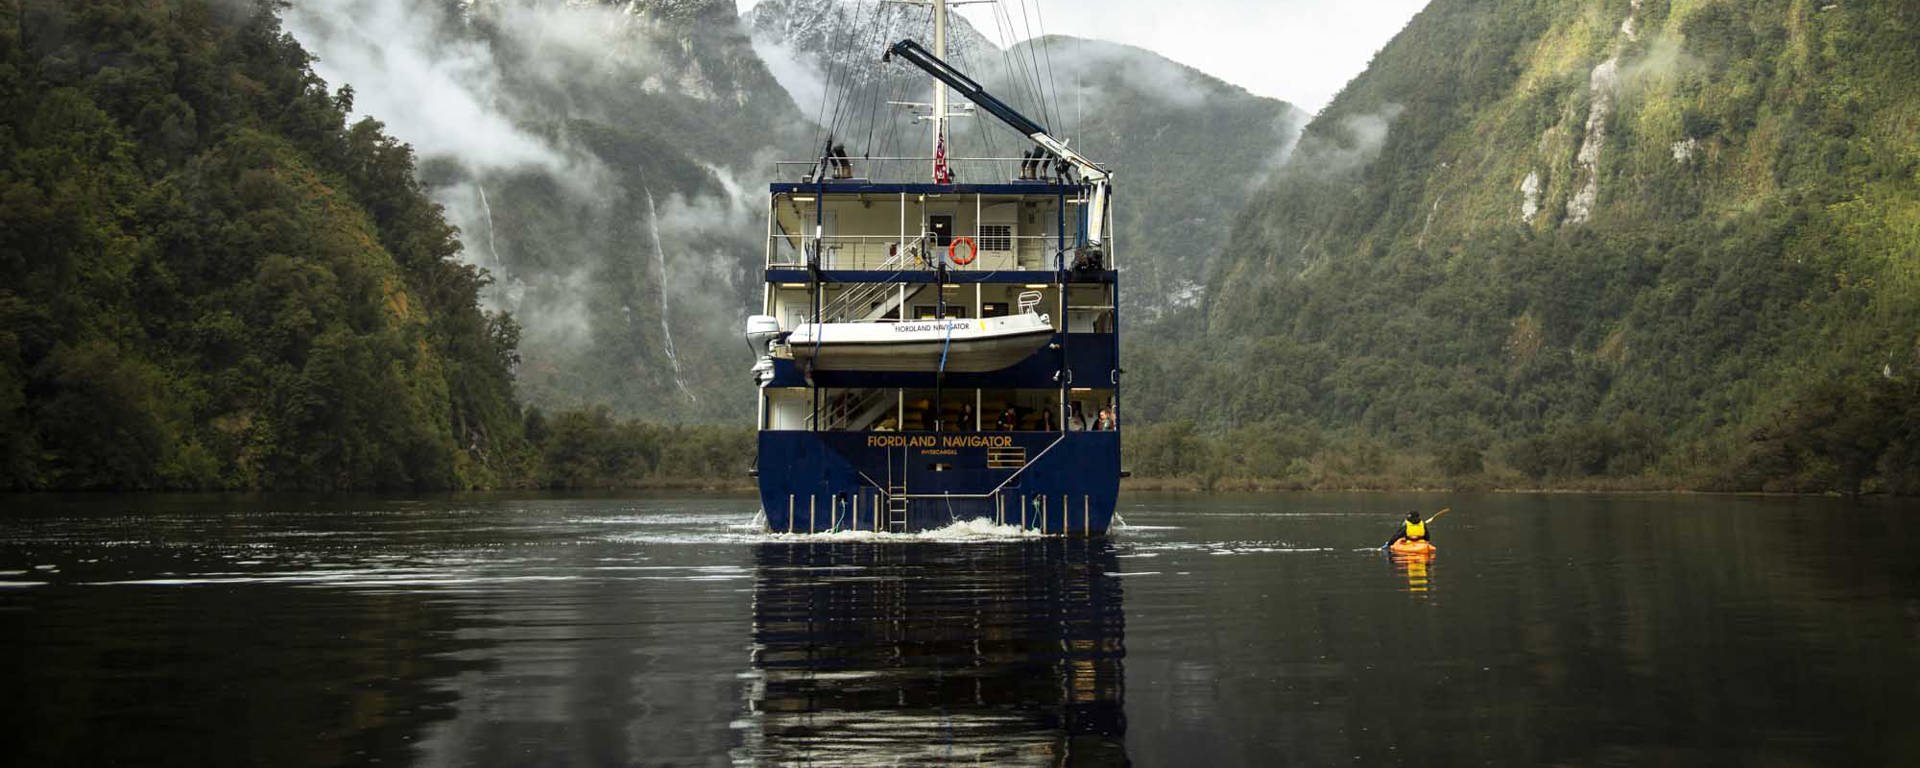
(885, 0), (995, 181)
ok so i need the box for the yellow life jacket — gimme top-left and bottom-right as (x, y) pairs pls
(1403, 520), (1427, 539)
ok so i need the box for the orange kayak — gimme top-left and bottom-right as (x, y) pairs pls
(1388, 539), (1435, 555)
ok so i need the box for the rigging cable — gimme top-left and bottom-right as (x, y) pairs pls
(847, 0), (897, 159)
(823, 0), (878, 143)
(1032, 0), (1063, 135)
(1010, 0), (1053, 131)
(947, 27), (997, 168)
(990, 0), (1044, 132)
(812, 0), (881, 154)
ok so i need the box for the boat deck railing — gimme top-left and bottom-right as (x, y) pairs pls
(774, 156), (1083, 186)
(765, 154), (1115, 272)
(770, 234), (1062, 271)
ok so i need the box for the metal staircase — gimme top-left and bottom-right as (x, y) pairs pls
(806, 388), (893, 431)
(819, 235), (932, 323)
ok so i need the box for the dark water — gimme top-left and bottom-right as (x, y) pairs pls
(2, 493), (1918, 766)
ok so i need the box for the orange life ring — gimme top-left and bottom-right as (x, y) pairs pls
(949, 236), (978, 266)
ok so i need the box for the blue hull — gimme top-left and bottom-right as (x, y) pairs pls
(756, 430), (1120, 535)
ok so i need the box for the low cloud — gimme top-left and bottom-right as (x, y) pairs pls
(1283, 102), (1404, 179)
(286, 1), (568, 175)
(283, 0), (773, 419)
(750, 33), (829, 110)
(1618, 35), (1696, 91)
(1044, 38), (1214, 109)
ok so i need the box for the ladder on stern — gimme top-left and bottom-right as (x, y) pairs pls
(886, 483), (909, 533)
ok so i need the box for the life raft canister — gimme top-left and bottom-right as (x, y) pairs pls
(949, 236), (978, 266)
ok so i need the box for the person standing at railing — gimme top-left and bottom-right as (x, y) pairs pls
(831, 144), (852, 179)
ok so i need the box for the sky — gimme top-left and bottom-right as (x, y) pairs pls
(736, 0), (1429, 113)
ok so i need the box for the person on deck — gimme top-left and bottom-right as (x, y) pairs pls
(996, 407), (1018, 432)
(831, 144), (852, 179)
(1385, 511), (1431, 548)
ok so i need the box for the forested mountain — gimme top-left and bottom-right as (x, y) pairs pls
(747, 1), (1306, 321)
(13, 0), (1912, 494)
(281, 0), (1301, 423)
(283, 0), (810, 423)
(1130, 0), (1920, 492)
(1012, 36), (1308, 321)
(0, 0), (526, 489)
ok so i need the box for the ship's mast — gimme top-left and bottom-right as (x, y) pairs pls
(886, 0), (984, 181)
(932, 0), (948, 176)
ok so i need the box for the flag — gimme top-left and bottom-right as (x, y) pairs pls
(933, 131), (951, 184)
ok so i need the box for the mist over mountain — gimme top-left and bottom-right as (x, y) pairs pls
(747, 0), (1305, 321)
(746, 0), (999, 114)
(277, 0), (1303, 426)
(1013, 36), (1307, 320)
(283, 0), (810, 422)
(1131, 0), (1920, 492)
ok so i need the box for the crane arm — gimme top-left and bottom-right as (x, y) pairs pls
(884, 39), (1111, 255)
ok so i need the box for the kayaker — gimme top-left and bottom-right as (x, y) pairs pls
(1385, 511), (1430, 548)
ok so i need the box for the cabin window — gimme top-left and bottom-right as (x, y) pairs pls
(914, 305), (968, 320)
(978, 224), (1013, 252)
(982, 302), (1009, 318)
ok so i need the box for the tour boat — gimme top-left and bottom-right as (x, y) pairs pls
(746, 0), (1122, 535)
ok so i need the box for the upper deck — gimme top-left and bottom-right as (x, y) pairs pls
(763, 156), (1114, 278)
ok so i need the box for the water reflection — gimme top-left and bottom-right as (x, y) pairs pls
(1390, 550), (1435, 595)
(738, 539), (1127, 766)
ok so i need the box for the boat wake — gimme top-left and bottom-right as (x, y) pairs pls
(763, 517), (1045, 543)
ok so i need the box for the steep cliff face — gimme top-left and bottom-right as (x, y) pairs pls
(747, 0), (1305, 320)
(287, 0), (810, 422)
(1144, 0), (1920, 491)
(1015, 36), (1307, 320)
(747, 0), (999, 92)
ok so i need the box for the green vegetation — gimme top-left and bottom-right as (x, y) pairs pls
(525, 407), (754, 489)
(1127, 0), (1920, 494)
(0, 0), (765, 492)
(309, 0), (799, 424)
(0, 0), (525, 489)
(1010, 36), (1305, 321)
(7, 0), (1915, 496)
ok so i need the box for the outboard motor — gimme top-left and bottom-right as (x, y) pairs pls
(746, 315), (781, 386)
